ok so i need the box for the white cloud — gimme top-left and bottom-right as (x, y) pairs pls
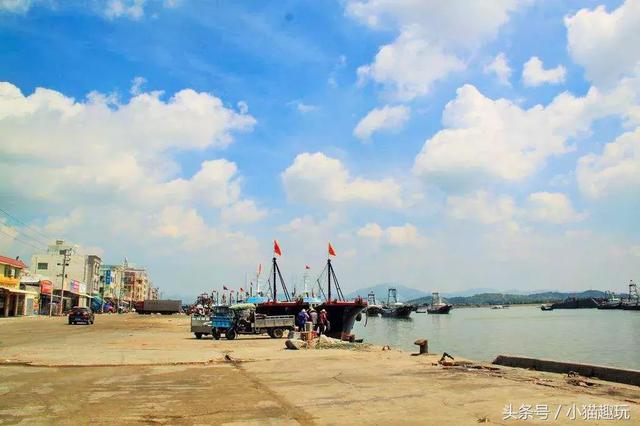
(484, 52), (512, 85)
(566, 0), (640, 88)
(348, 0), (527, 99)
(220, 200), (267, 224)
(577, 127), (640, 198)
(353, 105), (410, 140)
(281, 152), (404, 208)
(412, 84), (600, 186)
(356, 28), (464, 100)
(0, 0), (31, 13)
(357, 222), (426, 247)
(522, 56), (566, 86)
(105, 0), (146, 20)
(346, 0), (523, 49)
(525, 192), (586, 224)
(288, 101), (318, 114)
(130, 76), (147, 95)
(0, 81), (258, 255)
(446, 191), (517, 224)
(151, 206), (258, 254)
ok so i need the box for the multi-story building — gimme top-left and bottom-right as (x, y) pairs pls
(99, 264), (124, 300)
(30, 240), (101, 311)
(123, 267), (149, 302)
(0, 255), (37, 317)
(147, 285), (159, 300)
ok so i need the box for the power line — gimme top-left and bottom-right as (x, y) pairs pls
(0, 228), (47, 252)
(0, 207), (53, 246)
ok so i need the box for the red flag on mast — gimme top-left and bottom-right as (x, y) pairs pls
(328, 242), (336, 257)
(257, 263), (262, 275)
(274, 240), (282, 256)
(223, 285), (228, 290)
(305, 265), (310, 270)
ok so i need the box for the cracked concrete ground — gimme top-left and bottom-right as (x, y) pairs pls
(0, 315), (638, 425)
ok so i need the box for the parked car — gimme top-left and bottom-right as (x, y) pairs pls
(68, 307), (94, 325)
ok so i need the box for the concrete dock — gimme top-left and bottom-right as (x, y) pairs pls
(0, 315), (638, 424)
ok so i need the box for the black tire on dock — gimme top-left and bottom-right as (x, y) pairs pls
(212, 329), (221, 340)
(195, 332), (202, 339)
(271, 328), (284, 339)
(225, 329), (236, 340)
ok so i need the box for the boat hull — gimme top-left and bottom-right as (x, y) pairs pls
(255, 300), (367, 340)
(427, 305), (452, 314)
(381, 305), (413, 318)
(551, 298), (599, 309)
(366, 305), (384, 316)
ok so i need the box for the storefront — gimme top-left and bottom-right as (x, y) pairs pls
(0, 286), (38, 317)
(0, 255), (32, 317)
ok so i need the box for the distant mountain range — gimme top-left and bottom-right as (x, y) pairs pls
(345, 284), (610, 306)
(408, 290), (607, 306)
(345, 283), (429, 303)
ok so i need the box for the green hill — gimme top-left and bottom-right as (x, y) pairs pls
(408, 290), (607, 306)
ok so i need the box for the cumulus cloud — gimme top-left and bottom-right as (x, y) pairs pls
(484, 52), (512, 85)
(346, 0), (523, 49)
(357, 222), (426, 247)
(566, 0), (640, 88)
(525, 192), (586, 223)
(522, 56), (566, 86)
(105, 0), (146, 20)
(353, 105), (410, 140)
(288, 101), (319, 114)
(356, 29), (464, 100)
(281, 152), (404, 208)
(348, 0), (527, 99)
(577, 128), (640, 198)
(0, 0), (31, 13)
(0, 81), (259, 253)
(446, 191), (517, 225)
(220, 200), (268, 224)
(413, 84), (591, 185)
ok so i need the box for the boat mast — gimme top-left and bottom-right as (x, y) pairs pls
(326, 258), (345, 302)
(271, 256), (291, 302)
(327, 258), (332, 302)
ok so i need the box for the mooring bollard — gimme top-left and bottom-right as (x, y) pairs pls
(414, 339), (428, 355)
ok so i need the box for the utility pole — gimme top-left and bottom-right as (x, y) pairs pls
(54, 249), (71, 316)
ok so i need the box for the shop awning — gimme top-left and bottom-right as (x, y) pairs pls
(0, 286), (38, 295)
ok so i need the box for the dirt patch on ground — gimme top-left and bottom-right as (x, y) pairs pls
(0, 315), (637, 424)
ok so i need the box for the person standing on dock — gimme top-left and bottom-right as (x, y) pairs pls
(309, 308), (318, 331)
(296, 309), (309, 331)
(318, 309), (329, 336)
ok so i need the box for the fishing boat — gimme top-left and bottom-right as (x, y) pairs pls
(597, 291), (622, 310)
(622, 280), (639, 311)
(426, 292), (452, 314)
(380, 288), (413, 318)
(365, 292), (384, 316)
(540, 304), (553, 311)
(252, 242), (367, 340)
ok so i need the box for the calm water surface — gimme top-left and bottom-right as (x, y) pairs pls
(352, 306), (640, 370)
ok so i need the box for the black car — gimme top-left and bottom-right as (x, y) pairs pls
(68, 307), (94, 325)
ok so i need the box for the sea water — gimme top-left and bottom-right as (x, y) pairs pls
(353, 305), (640, 370)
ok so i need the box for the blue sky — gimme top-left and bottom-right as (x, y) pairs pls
(1, 0), (638, 298)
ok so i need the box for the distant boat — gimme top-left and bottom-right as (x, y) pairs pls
(491, 305), (505, 309)
(540, 304), (553, 311)
(380, 288), (413, 318)
(550, 297), (599, 309)
(597, 291), (622, 310)
(415, 305), (428, 313)
(426, 292), (452, 314)
(621, 280), (639, 311)
(365, 291), (384, 316)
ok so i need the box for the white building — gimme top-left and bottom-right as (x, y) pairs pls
(30, 240), (101, 311)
